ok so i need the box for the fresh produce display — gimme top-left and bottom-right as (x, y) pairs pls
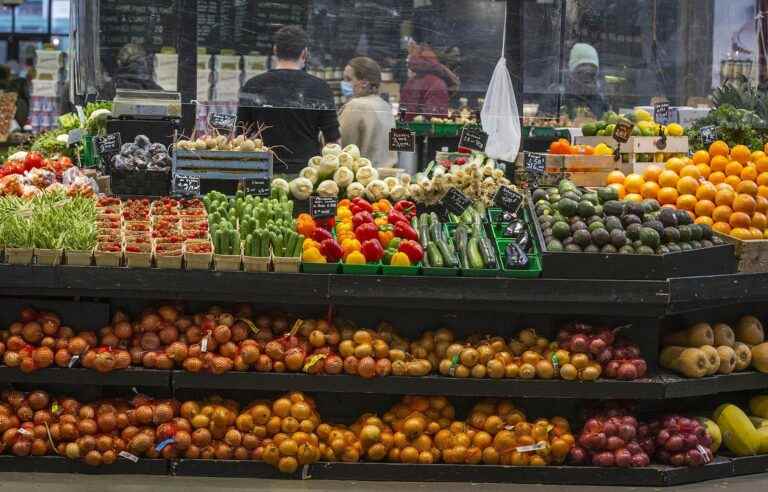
(536, 178), (725, 254)
(0, 152), (90, 197)
(569, 405), (653, 467)
(660, 315), (766, 377)
(606, 140), (768, 240)
(174, 130), (272, 153)
(581, 109), (684, 138)
(111, 135), (171, 172)
(416, 205), (498, 271)
(0, 92), (17, 142)
(712, 400), (768, 456)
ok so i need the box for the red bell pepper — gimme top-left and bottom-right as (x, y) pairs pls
(350, 197), (373, 214)
(354, 222), (379, 242)
(24, 152), (44, 172)
(393, 221), (419, 241)
(398, 240), (424, 263)
(361, 239), (384, 262)
(312, 227), (333, 243)
(394, 200), (417, 220)
(387, 209), (409, 226)
(352, 211), (374, 229)
(320, 239), (343, 263)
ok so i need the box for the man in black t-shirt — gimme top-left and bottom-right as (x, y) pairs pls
(238, 26), (340, 175)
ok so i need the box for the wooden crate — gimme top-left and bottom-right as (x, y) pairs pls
(575, 136), (689, 174)
(574, 136), (618, 148)
(172, 149), (272, 196)
(514, 153), (630, 187)
(715, 232), (768, 273)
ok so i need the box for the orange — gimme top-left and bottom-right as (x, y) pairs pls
(729, 211), (752, 229)
(676, 176), (699, 195)
(757, 157), (768, 174)
(676, 194), (697, 211)
(759, 186), (768, 199)
(713, 222), (732, 234)
(737, 180), (758, 197)
(692, 150), (710, 165)
(751, 151), (766, 162)
(725, 175), (743, 189)
(717, 182), (734, 192)
(696, 163), (711, 179)
(623, 174), (645, 194)
(709, 140), (730, 158)
(606, 170), (626, 185)
(764, 142), (768, 155)
(695, 216), (714, 226)
(608, 183), (626, 199)
(752, 212), (768, 230)
(694, 199), (715, 217)
(741, 165), (758, 182)
(751, 227), (764, 239)
(731, 227), (753, 240)
(658, 187), (679, 205)
(731, 145), (751, 164)
(696, 182), (717, 201)
(658, 170), (680, 188)
(642, 164), (663, 183)
(757, 195), (768, 213)
(715, 188), (735, 207)
(665, 157), (685, 174)
(709, 171), (726, 185)
(641, 181), (661, 199)
(679, 165), (701, 180)
(712, 205), (733, 223)
(726, 161), (744, 177)
(733, 194), (757, 215)
(758, 172), (768, 187)
(710, 155), (729, 173)
(625, 193), (643, 203)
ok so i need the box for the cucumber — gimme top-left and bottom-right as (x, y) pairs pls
(468, 237), (485, 269)
(427, 243), (444, 267)
(477, 231), (497, 269)
(436, 239), (459, 268)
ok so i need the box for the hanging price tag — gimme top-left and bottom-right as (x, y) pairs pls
(389, 128), (416, 152)
(94, 132), (122, 155)
(174, 175), (201, 196)
(440, 187), (473, 216)
(309, 196), (337, 219)
(700, 125), (717, 146)
(654, 102), (670, 125)
(523, 152), (546, 175)
(494, 186), (523, 214)
(612, 120), (634, 143)
(208, 113), (237, 132)
(241, 177), (270, 197)
(458, 125), (488, 153)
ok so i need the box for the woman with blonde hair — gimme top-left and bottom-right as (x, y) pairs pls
(339, 57), (397, 168)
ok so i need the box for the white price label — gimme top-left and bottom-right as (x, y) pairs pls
(515, 442), (547, 453)
(119, 451), (139, 462)
(201, 336), (209, 353)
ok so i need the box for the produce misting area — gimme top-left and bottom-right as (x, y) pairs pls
(3, 0), (768, 489)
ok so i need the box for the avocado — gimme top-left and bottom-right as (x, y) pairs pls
(558, 179), (577, 195)
(557, 198), (579, 218)
(532, 189), (548, 203)
(699, 223), (713, 240)
(626, 223), (642, 241)
(637, 245), (656, 255)
(594, 205), (603, 216)
(667, 243), (682, 253)
(604, 216), (623, 232)
(690, 240), (703, 249)
(538, 215), (553, 226)
(678, 225), (692, 242)
(547, 239), (564, 252)
(659, 208), (678, 227)
(552, 221), (571, 240)
(601, 244), (618, 254)
(610, 229), (628, 248)
(577, 200), (596, 218)
(563, 191), (583, 203)
(587, 215), (603, 225)
(584, 244), (600, 253)
(597, 187), (619, 204)
(603, 200), (625, 217)
(622, 214), (642, 228)
(701, 239), (714, 248)
(591, 228), (610, 247)
(565, 243), (583, 252)
(562, 237), (575, 246)
(625, 201), (645, 218)
(583, 192), (599, 205)
(548, 193), (562, 203)
(619, 245), (636, 254)
(552, 212), (565, 222)
(712, 236), (725, 245)
(642, 199), (661, 213)
(632, 240), (644, 250)
(656, 245), (670, 255)
(639, 227), (661, 249)
(588, 221), (605, 232)
(570, 221), (588, 233)
(543, 227), (553, 238)
(663, 227), (680, 244)
(642, 220), (664, 236)
(689, 224), (703, 241)
(675, 210), (693, 225)
(573, 229), (592, 248)
(680, 242), (693, 251)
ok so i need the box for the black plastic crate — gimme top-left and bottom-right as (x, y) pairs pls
(109, 168), (171, 197)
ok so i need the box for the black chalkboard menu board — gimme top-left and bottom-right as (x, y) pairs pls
(100, 1), (177, 53)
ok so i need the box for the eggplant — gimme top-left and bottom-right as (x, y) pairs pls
(506, 242), (529, 269)
(504, 221), (525, 238)
(502, 211), (518, 222)
(517, 231), (531, 252)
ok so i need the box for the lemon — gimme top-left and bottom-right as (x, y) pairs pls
(634, 109), (653, 122)
(665, 123), (684, 137)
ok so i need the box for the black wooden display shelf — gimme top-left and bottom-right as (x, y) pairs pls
(669, 273), (768, 313)
(0, 456), (168, 474)
(661, 371), (768, 398)
(0, 367), (171, 387)
(729, 454), (768, 477)
(173, 459), (733, 486)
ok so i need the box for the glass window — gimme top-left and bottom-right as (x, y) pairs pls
(0, 6), (11, 33)
(52, 0), (70, 35)
(14, 0), (49, 34)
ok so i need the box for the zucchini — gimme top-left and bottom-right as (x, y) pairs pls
(454, 224), (469, 269)
(467, 237), (485, 269)
(477, 230), (498, 269)
(436, 239), (459, 268)
(427, 243), (444, 267)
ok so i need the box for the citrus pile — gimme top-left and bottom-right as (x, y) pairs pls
(606, 141), (768, 241)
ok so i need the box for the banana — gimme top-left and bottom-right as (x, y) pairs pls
(759, 427), (768, 454)
(716, 404), (760, 456)
(697, 417), (722, 453)
(749, 395), (768, 419)
(748, 416), (768, 428)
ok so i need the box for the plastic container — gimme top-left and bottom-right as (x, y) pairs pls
(496, 239), (542, 278)
(243, 256), (270, 273)
(381, 262), (421, 276)
(35, 248), (62, 266)
(273, 256), (300, 273)
(215, 254), (242, 272)
(81, 135), (98, 168)
(155, 253), (183, 269)
(432, 122), (461, 137)
(65, 250), (93, 266)
(342, 262), (381, 275)
(301, 262), (340, 274)
(94, 249), (122, 267)
(5, 247), (33, 265)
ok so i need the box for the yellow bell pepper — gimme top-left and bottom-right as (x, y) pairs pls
(303, 239), (321, 251)
(345, 250), (366, 265)
(303, 247), (326, 263)
(336, 206), (352, 220)
(342, 238), (361, 257)
(336, 221), (353, 235)
(336, 231), (355, 243)
(374, 216), (388, 227)
(391, 251), (411, 267)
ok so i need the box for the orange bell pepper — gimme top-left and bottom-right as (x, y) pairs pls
(338, 199), (352, 209)
(372, 199), (392, 213)
(296, 215), (316, 237)
(336, 231), (355, 243)
(341, 238), (361, 258)
(378, 225), (394, 246)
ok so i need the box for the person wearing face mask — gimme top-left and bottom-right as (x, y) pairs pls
(562, 43), (608, 120)
(339, 57), (397, 168)
(238, 25), (340, 174)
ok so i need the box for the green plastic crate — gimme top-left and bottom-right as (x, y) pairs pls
(487, 208), (504, 223)
(341, 262), (381, 275)
(460, 267), (500, 277)
(301, 262), (340, 274)
(81, 135), (99, 168)
(496, 239), (542, 278)
(432, 122), (461, 137)
(381, 263), (421, 276)
(422, 266), (459, 276)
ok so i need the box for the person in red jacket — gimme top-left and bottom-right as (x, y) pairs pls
(400, 42), (459, 120)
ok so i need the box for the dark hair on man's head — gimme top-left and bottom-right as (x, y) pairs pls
(274, 25), (308, 61)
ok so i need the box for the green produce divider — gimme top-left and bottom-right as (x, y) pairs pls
(381, 263), (422, 276)
(342, 262), (382, 275)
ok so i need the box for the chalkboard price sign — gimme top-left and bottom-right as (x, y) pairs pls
(242, 177), (270, 197)
(441, 187), (473, 216)
(494, 186), (524, 214)
(389, 128), (415, 152)
(309, 196), (338, 219)
(654, 102), (670, 125)
(209, 113), (237, 132)
(613, 121), (634, 143)
(458, 126), (488, 153)
(523, 152), (546, 174)
(94, 133), (122, 156)
(700, 125), (718, 146)
(174, 174), (201, 195)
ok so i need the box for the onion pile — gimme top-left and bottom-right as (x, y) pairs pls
(557, 323), (647, 380)
(647, 415), (713, 466)
(569, 407), (652, 468)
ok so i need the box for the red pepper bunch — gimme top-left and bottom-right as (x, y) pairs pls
(343, 198), (421, 263)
